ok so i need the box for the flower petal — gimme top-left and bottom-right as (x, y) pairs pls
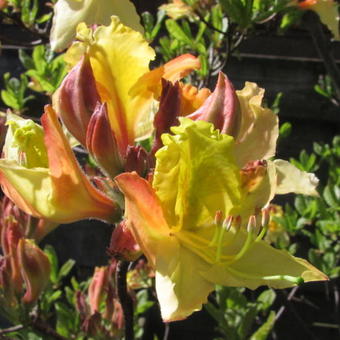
(115, 172), (174, 267)
(153, 118), (242, 229)
(155, 245), (214, 322)
(235, 82), (279, 166)
(201, 237), (328, 289)
(50, 0), (143, 51)
(273, 159), (319, 196)
(115, 172), (214, 322)
(68, 17), (155, 154)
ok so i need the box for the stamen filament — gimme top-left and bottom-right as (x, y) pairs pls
(227, 267), (305, 285)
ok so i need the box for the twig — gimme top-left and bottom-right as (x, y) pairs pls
(116, 260), (134, 340)
(275, 286), (299, 321)
(31, 319), (69, 340)
(303, 10), (340, 100)
(0, 325), (24, 335)
(194, 10), (227, 35)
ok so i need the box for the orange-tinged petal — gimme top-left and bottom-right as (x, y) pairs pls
(178, 82), (211, 116)
(115, 172), (174, 267)
(130, 54), (201, 100)
(42, 105), (120, 223)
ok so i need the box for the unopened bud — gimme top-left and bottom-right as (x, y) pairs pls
(125, 145), (150, 177)
(88, 266), (109, 314)
(188, 72), (241, 136)
(53, 56), (100, 146)
(108, 221), (141, 262)
(86, 103), (123, 178)
(17, 239), (51, 304)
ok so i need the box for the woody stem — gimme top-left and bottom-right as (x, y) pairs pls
(116, 260), (134, 340)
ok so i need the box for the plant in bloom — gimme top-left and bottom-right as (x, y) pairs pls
(0, 15), (328, 325)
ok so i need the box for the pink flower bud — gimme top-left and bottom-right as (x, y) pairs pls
(88, 266), (110, 314)
(108, 221), (141, 262)
(54, 56), (100, 146)
(86, 103), (123, 178)
(17, 239), (51, 304)
(188, 72), (240, 136)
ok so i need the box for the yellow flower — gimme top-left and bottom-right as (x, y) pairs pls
(54, 17), (200, 170)
(50, 0), (143, 51)
(298, 0), (339, 40)
(0, 107), (120, 224)
(115, 118), (327, 322)
(160, 0), (196, 20)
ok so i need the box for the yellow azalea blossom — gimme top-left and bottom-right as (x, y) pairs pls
(298, 0), (339, 40)
(0, 107), (120, 224)
(55, 17), (200, 156)
(160, 0), (196, 20)
(115, 118), (327, 322)
(50, 0), (143, 51)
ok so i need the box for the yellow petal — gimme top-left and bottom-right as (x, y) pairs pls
(235, 82), (279, 166)
(153, 118), (242, 229)
(273, 159), (319, 196)
(68, 17), (155, 153)
(155, 246), (214, 322)
(201, 237), (328, 289)
(50, 0), (143, 51)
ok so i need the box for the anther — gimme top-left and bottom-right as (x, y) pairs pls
(223, 216), (233, 231)
(247, 215), (256, 233)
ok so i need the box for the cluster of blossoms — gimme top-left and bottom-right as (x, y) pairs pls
(0, 0), (329, 324)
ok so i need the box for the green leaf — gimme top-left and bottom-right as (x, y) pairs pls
(165, 19), (193, 45)
(44, 245), (59, 284)
(256, 289), (276, 312)
(58, 259), (76, 281)
(250, 310), (276, 340)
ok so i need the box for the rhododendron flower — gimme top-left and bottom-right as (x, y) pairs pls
(0, 108), (120, 224)
(54, 17), (200, 176)
(115, 118), (327, 322)
(50, 0), (143, 51)
(298, 0), (339, 40)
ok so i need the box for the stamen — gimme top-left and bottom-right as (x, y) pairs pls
(227, 267), (304, 286)
(255, 208), (270, 242)
(229, 215), (256, 263)
(215, 216), (233, 262)
(209, 211), (223, 246)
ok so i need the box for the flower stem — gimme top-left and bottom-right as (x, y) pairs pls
(116, 260), (134, 340)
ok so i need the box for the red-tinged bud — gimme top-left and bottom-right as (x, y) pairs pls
(152, 79), (181, 153)
(125, 145), (150, 177)
(188, 72), (241, 136)
(1, 218), (24, 293)
(76, 290), (90, 318)
(82, 312), (102, 336)
(108, 221), (141, 262)
(17, 239), (51, 304)
(86, 103), (123, 178)
(54, 56), (100, 146)
(88, 266), (110, 314)
(0, 256), (17, 308)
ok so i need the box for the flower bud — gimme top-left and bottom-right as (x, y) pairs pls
(88, 266), (109, 314)
(152, 79), (181, 153)
(17, 239), (51, 304)
(86, 103), (123, 178)
(125, 145), (150, 177)
(188, 72), (241, 136)
(108, 221), (141, 262)
(0, 256), (17, 308)
(53, 56), (100, 146)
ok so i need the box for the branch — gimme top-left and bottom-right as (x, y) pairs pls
(303, 10), (340, 100)
(116, 260), (134, 340)
(0, 325), (24, 335)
